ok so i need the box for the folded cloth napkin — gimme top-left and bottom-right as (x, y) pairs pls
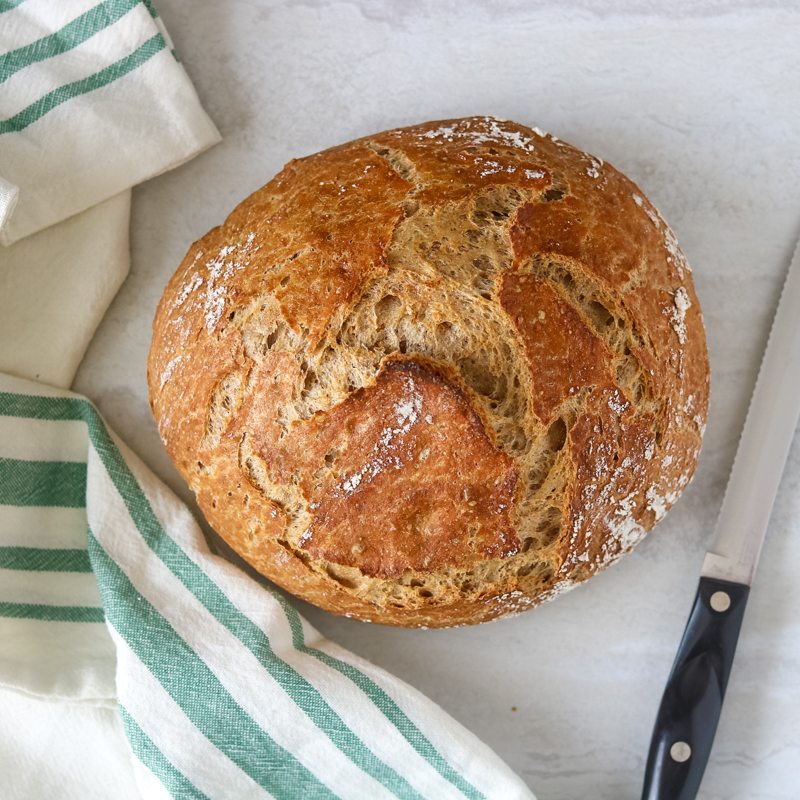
(0, 373), (534, 800)
(0, 0), (221, 388)
(0, 0), (220, 245)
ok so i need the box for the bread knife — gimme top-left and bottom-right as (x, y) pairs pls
(641, 231), (800, 800)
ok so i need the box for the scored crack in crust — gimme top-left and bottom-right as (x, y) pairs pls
(148, 116), (709, 627)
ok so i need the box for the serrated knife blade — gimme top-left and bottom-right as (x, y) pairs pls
(641, 229), (800, 800)
(702, 234), (800, 585)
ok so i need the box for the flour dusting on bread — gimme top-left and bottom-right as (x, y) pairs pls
(670, 287), (692, 344)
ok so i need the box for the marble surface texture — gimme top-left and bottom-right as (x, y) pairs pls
(74, 2), (800, 798)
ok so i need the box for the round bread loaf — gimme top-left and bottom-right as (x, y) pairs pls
(148, 116), (708, 627)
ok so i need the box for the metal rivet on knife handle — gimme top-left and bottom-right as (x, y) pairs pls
(670, 741), (692, 763)
(709, 591), (731, 612)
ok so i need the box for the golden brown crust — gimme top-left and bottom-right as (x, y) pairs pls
(499, 272), (615, 422)
(148, 116), (709, 627)
(291, 358), (520, 577)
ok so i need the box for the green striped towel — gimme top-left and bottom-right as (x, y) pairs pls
(0, 370), (534, 799)
(0, 0), (219, 388)
(0, 0), (220, 245)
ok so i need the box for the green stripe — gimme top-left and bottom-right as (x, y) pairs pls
(0, 600), (103, 622)
(266, 588), (486, 799)
(0, 0), (140, 85)
(0, 33), (165, 135)
(141, 0), (158, 18)
(88, 530), (337, 799)
(0, 0), (26, 13)
(0, 390), (484, 799)
(0, 392), (85, 422)
(86, 439), (422, 794)
(119, 706), (209, 800)
(0, 546), (91, 572)
(0, 458), (86, 508)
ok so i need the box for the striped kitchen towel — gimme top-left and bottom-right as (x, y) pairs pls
(0, 371), (534, 800)
(0, 0), (220, 245)
(0, 0), (220, 388)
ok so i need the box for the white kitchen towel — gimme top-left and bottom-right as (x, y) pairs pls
(0, 191), (131, 388)
(0, 0), (220, 388)
(0, 372), (535, 800)
(0, 0), (221, 246)
(0, 692), (141, 800)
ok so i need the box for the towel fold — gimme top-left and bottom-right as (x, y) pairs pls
(0, 0), (220, 245)
(0, 0), (220, 388)
(0, 191), (131, 388)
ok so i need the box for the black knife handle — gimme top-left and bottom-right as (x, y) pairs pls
(641, 576), (750, 800)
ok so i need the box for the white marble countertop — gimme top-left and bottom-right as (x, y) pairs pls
(74, 2), (800, 798)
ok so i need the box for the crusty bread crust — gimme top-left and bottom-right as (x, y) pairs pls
(148, 116), (709, 627)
